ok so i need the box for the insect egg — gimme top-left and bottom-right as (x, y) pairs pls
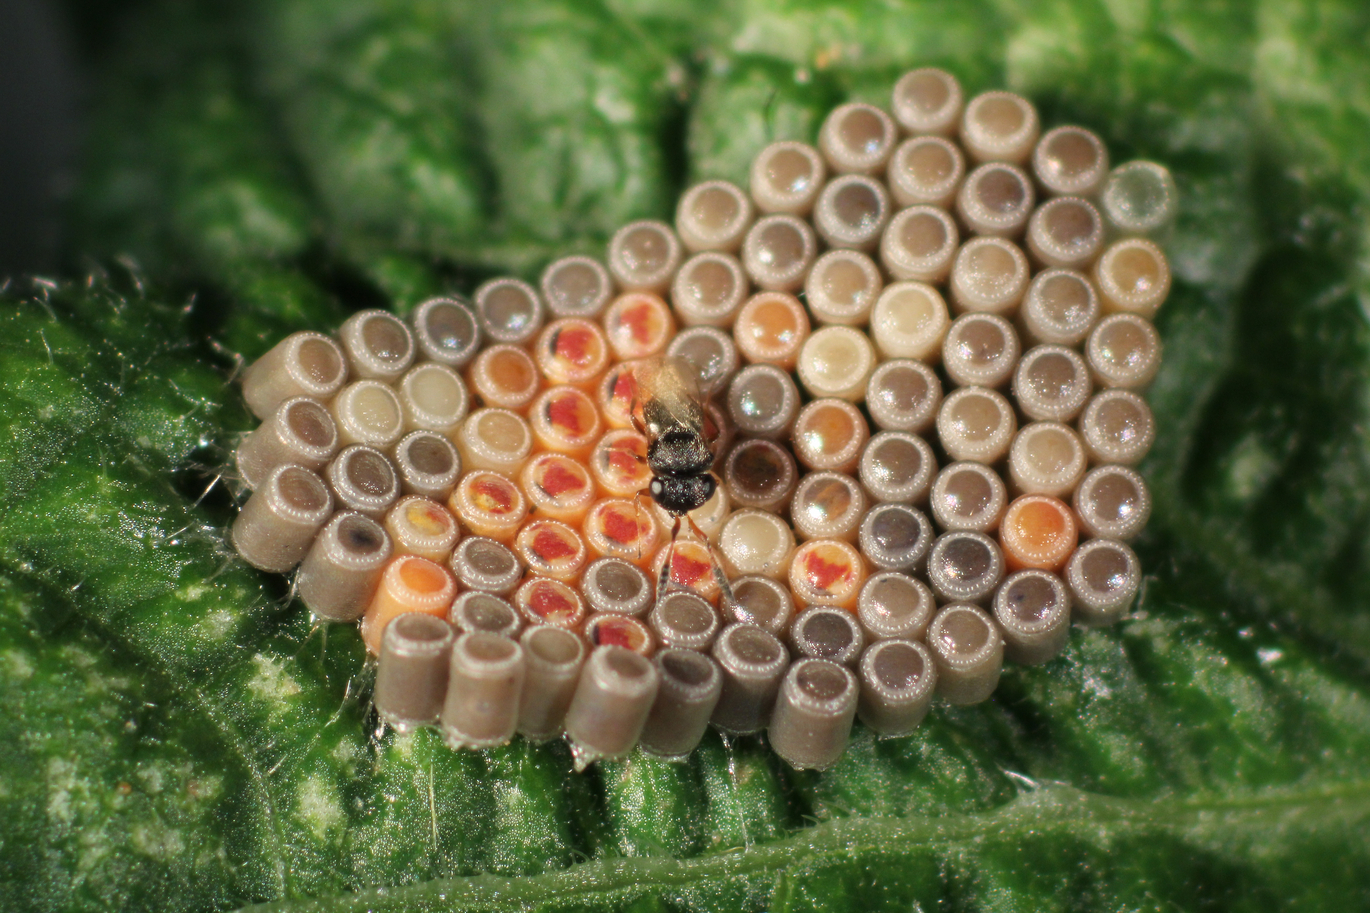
(228, 65), (1170, 768)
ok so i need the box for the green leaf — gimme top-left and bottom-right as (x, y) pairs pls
(11, 0), (1370, 909)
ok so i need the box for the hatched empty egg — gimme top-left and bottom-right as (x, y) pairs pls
(540, 256), (614, 320)
(240, 331), (348, 420)
(927, 604), (1003, 705)
(857, 572), (936, 642)
(870, 281), (951, 361)
(880, 204), (959, 283)
(858, 639), (938, 736)
(957, 162), (1036, 237)
(475, 277), (545, 347)
(813, 174), (891, 250)
(749, 141), (827, 215)
(887, 136), (965, 208)
(338, 309), (415, 384)
(1032, 125), (1109, 198)
(859, 430), (937, 504)
(412, 297), (482, 369)
(671, 252), (749, 328)
(805, 249), (884, 325)
(676, 180), (754, 253)
(891, 67), (964, 136)
(858, 503), (934, 573)
(949, 236), (1031, 315)
(607, 220), (682, 294)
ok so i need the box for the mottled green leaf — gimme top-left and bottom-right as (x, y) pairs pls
(13, 0), (1370, 909)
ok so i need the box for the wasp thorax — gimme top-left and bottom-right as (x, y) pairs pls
(647, 428), (712, 477)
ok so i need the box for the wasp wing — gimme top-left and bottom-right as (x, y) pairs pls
(640, 356), (706, 434)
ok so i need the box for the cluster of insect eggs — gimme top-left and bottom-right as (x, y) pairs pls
(228, 66), (1172, 771)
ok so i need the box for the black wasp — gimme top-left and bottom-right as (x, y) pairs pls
(632, 356), (736, 606)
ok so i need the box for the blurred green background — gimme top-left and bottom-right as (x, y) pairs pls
(2, 0), (1370, 910)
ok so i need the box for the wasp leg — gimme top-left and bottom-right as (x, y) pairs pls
(630, 489), (656, 563)
(630, 392), (649, 437)
(627, 396), (657, 466)
(686, 512), (739, 613)
(656, 514), (682, 601)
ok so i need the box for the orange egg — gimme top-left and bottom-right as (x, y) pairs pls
(603, 293), (676, 361)
(583, 614), (656, 657)
(999, 494), (1078, 571)
(515, 518), (589, 583)
(449, 471), (529, 542)
(519, 452), (596, 525)
(788, 538), (867, 611)
(360, 555), (457, 654)
(514, 577), (587, 630)
(651, 538), (721, 603)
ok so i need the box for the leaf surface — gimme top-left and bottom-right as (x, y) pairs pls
(5, 0), (1370, 909)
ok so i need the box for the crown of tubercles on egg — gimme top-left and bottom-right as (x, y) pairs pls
(229, 66), (1172, 772)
